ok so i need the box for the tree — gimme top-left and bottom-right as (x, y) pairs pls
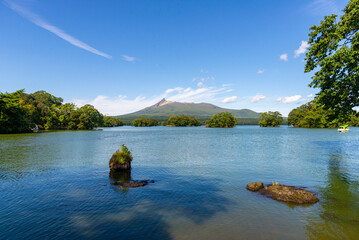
(21, 90), (63, 129)
(76, 104), (104, 130)
(205, 112), (237, 128)
(131, 117), (159, 127)
(0, 90), (32, 133)
(287, 100), (342, 128)
(166, 115), (202, 127)
(258, 111), (283, 127)
(103, 116), (125, 127)
(305, 0), (359, 119)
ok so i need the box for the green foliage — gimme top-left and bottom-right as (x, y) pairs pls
(305, 0), (359, 119)
(131, 117), (159, 127)
(166, 115), (202, 127)
(0, 90), (32, 133)
(72, 104), (104, 130)
(0, 89), (105, 133)
(113, 144), (133, 164)
(103, 116), (124, 127)
(258, 111), (283, 127)
(286, 100), (353, 128)
(21, 90), (63, 129)
(205, 112), (237, 128)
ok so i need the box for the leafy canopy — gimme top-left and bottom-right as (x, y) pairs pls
(166, 115), (202, 127)
(205, 112), (237, 128)
(131, 117), (159, 127)
(287, 100), (359, 128)
(305, 0), (359, 118)
(258, 111), (283, 127)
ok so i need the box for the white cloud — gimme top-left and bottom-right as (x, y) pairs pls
(121, 55), (135, 62)
(220, 96), (238, 103)
(257, 69), (264, 74)
(294, 41), (309, 58)
(251, 94), (267, 103)
(277, 95), (302, 103)
(74, 84), (233, 115)
(5, 1), (111, 59)
(197, 82), (204, 87)
(280, 53), (288, 62)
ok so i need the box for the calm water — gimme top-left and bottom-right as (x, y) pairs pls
(0, 126), (358, 240)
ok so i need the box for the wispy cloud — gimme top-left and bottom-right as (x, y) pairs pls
(294, 41), (309, 58)
(5, 1), (111, 59)
(280, 53), (288, 62)
(121, 55), (135, 62)
(257, 69), (264, 74)
(220, 96), (238, 103)
(306, 0), (340, 15)
(251, 94), (267, 103)
(277, 95), (302, 103)
(74, 84), (233, 115)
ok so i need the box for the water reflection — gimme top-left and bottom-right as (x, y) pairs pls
(305, 152), (359, 239)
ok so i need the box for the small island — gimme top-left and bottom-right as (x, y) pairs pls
(258, 111), (283, 127)
(166, 115), (202, 127)
(205, 112), (237, 128)
(131, 117), (159, 127)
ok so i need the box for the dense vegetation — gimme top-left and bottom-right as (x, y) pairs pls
(113, 144), (133, 164)
(287, 100), (359, 128)
(131, 117), (159, 127)
(258, 111), (283, 127)
(166, 115), (202, 127)
(305, 0), (359, 120)
(103, 116), (125, 127)
(205, 112), (237, 128)
(0, 89), (123, 134)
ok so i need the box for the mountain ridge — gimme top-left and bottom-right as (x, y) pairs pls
(115, 99), (262, 123)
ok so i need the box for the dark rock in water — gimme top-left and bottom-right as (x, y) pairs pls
(109, 157), (131, 171)
(246, 182), (264, 191)
(111, 180), (155, 188)
(259, 184), (319, 204)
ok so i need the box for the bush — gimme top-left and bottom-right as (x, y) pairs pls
(205, 112), (237, 128)
(166, 115), (202, 127)
(112, 144), (133, 164)
(131, 117), (159, 127)
(258, 111), (283, 127)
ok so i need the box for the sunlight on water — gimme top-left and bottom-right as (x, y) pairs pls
(0, 126), (359, 239)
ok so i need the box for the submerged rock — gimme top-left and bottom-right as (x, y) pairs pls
(111, 180), (155, 188)
(259, 184), (319, 204)
(246, 182), (264, 191)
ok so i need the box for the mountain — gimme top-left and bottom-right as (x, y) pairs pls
(115, 98), (262, 124)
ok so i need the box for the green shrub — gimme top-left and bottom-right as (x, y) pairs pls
(205, 112), (237, 128)
(113, 144), (133, 164)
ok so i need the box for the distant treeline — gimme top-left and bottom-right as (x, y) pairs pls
(131, 113), (238, 128)
(0, 90), (124, 134)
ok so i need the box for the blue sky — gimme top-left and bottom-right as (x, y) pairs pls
(0, 0), (349, 116)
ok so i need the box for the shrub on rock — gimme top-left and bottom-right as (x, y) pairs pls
(109, 144), (133, 171)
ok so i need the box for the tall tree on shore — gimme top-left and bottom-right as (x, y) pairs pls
(0, 90), (31, 133)
(305, 0), (359, 119)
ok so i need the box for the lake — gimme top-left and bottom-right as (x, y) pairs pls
(1, 126), (358, 239)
